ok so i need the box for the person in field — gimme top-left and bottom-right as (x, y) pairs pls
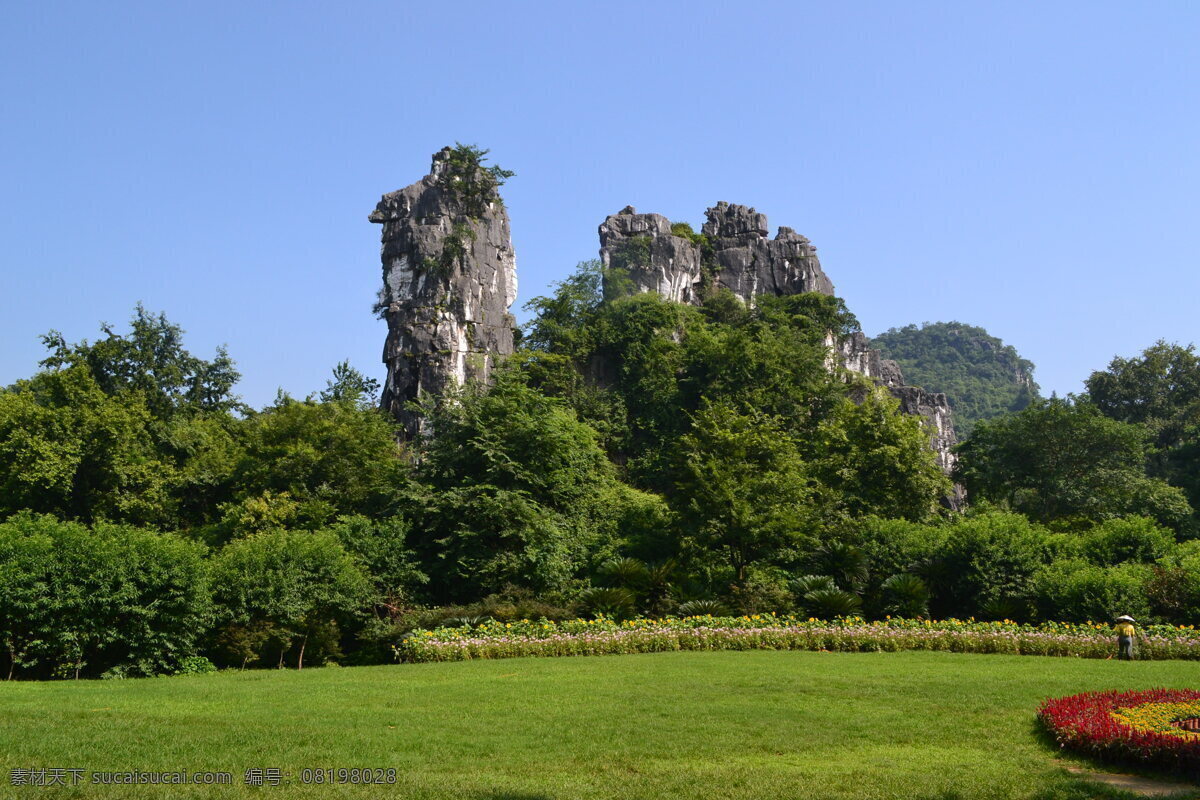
(1115, 615), (1137, 660)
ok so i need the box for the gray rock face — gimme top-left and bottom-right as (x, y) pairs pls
(598, 202), (833, 304)
(370, 147), (517, 437)
(599, 202), (959, 481)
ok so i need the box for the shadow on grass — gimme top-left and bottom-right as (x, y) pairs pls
(1027, 717), (1200, 799)
(915, 784), (1168, 800)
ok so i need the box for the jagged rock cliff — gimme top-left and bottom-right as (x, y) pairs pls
(369, 147), (517, 437)
(598, 202), (833, 303)
(599, 203), (959, 476)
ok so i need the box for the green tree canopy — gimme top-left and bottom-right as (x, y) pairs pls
(872, 321), (1040, 437)
(38, 304), (242, 419)
(211, 529), (374, 669)
(1084, 340), (1200, 530)
(411, 371), (628, 600)
(673, 402), (817, 585)
(955, 398), (1191, 529)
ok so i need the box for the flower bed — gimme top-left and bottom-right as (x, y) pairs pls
(393, 614), (1200, 664)
(1038, 689), (1200, 775)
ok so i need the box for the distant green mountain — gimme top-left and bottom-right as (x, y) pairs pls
(871, 322), (1040, 438)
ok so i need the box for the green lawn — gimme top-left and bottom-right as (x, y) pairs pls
(2, 651), (1198, 799)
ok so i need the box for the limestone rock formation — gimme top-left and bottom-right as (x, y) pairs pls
(370, 147), (517, 437)
(598, 202), (833, 304)
(599, 202), (959, 477)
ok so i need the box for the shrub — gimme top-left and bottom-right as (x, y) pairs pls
(1032, 559), (1152, 623)
(676, 599), (728, 617)
(928, 511), (1052, 618)
(211, 529), (374, 669)
(1079, 517), (1176, 566)
(0, 512), (212, 679)
(578, 587), (636, 620)
(176, 656), (217, 675)
(803, 589), (863, 619)
(879, 574), (930, 618)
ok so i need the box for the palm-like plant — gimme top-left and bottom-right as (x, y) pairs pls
(978, 596), (1033, 623)
(578, 587), (636, 620)
(676, 599), (728, 617)
(789, 574), (836, 597)
(814, 542), (870, 592)
(803, 587), (863, 619)
(880, 573), (930, 618)
(601, 557), (650, 589)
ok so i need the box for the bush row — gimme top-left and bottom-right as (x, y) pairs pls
(395, 615), (1200, 663)
(0, 512), (375, 679)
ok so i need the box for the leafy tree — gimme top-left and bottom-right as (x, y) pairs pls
(673, 402), (816, 585)
(521, 260), (605, 357)
(211, 529), (374, 669)
(319, 360), (381, 407)
(227, 394), (408, 533)
(38, 304), (242, 418)
(925, 511), (1054, 618)
(439, 142), (515, 218)
(1077, 517), (1175, 566)
(0, 513), (211, 679)
(0, 308), (245, 528)
(955, 398), (1192, 528)
(1031, 560), (1152, 623)
(1084, 341), (1200, 528)
(0, 366), (177, 525)
(810, 389), (950, 522)
(327, 515), (427, 607)
(872, 321), (1040, 437)
(520, 264), (851, 490)
(412, 372), (622, 601)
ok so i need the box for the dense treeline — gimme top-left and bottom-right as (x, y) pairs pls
(872, 321), (1040, 437)
(2, 281), (1198, 678)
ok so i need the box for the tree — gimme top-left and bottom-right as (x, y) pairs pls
(0, 513), (211, 679)
(0, 366), (178, 525)
(0, 308), (245, 528)
(412, 371), (622, 601)
(673, 402), (817, 585)
(38, 304), (242, 419)
(955, 398), (1191, 529)
(438, 143), (515, 218)
(211, 529), (374, 669)
(227, 394), (408, 533)
(1084, 341), (1200, 528)
(810, 389), (951, 522)
(872, 321), (1040, 437)
(928, 511), (1053, 618)
(319, 361), (381, 407)
(327, 515), (427, 607)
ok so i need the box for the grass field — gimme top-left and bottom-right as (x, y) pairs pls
(2, 651), (1198, 799)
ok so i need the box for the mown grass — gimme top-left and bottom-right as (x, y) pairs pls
(2, 650), (1198, 799)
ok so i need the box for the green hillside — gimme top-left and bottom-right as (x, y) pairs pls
(872, 321), (1041, 437)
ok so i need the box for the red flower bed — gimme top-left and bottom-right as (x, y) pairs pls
(1038, 689), (1200, 775)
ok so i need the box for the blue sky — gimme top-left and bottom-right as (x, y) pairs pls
(3, 1), (1197, 409)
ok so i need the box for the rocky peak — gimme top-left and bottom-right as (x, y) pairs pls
(599, 202), (834, 308)
(598, 202), (959, 484)
(370, 147), (517, 437)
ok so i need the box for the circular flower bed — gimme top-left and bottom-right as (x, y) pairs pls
(1038, 689), (1200, 775)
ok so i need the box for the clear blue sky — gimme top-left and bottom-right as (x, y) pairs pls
(3, 1), (1197, 408)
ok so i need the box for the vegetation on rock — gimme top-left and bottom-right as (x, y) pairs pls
(872, 321), (1039, 437)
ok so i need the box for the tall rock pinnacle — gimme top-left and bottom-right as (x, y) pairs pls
(370, 147), (517, 437)
(599, 202), (960, 479)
